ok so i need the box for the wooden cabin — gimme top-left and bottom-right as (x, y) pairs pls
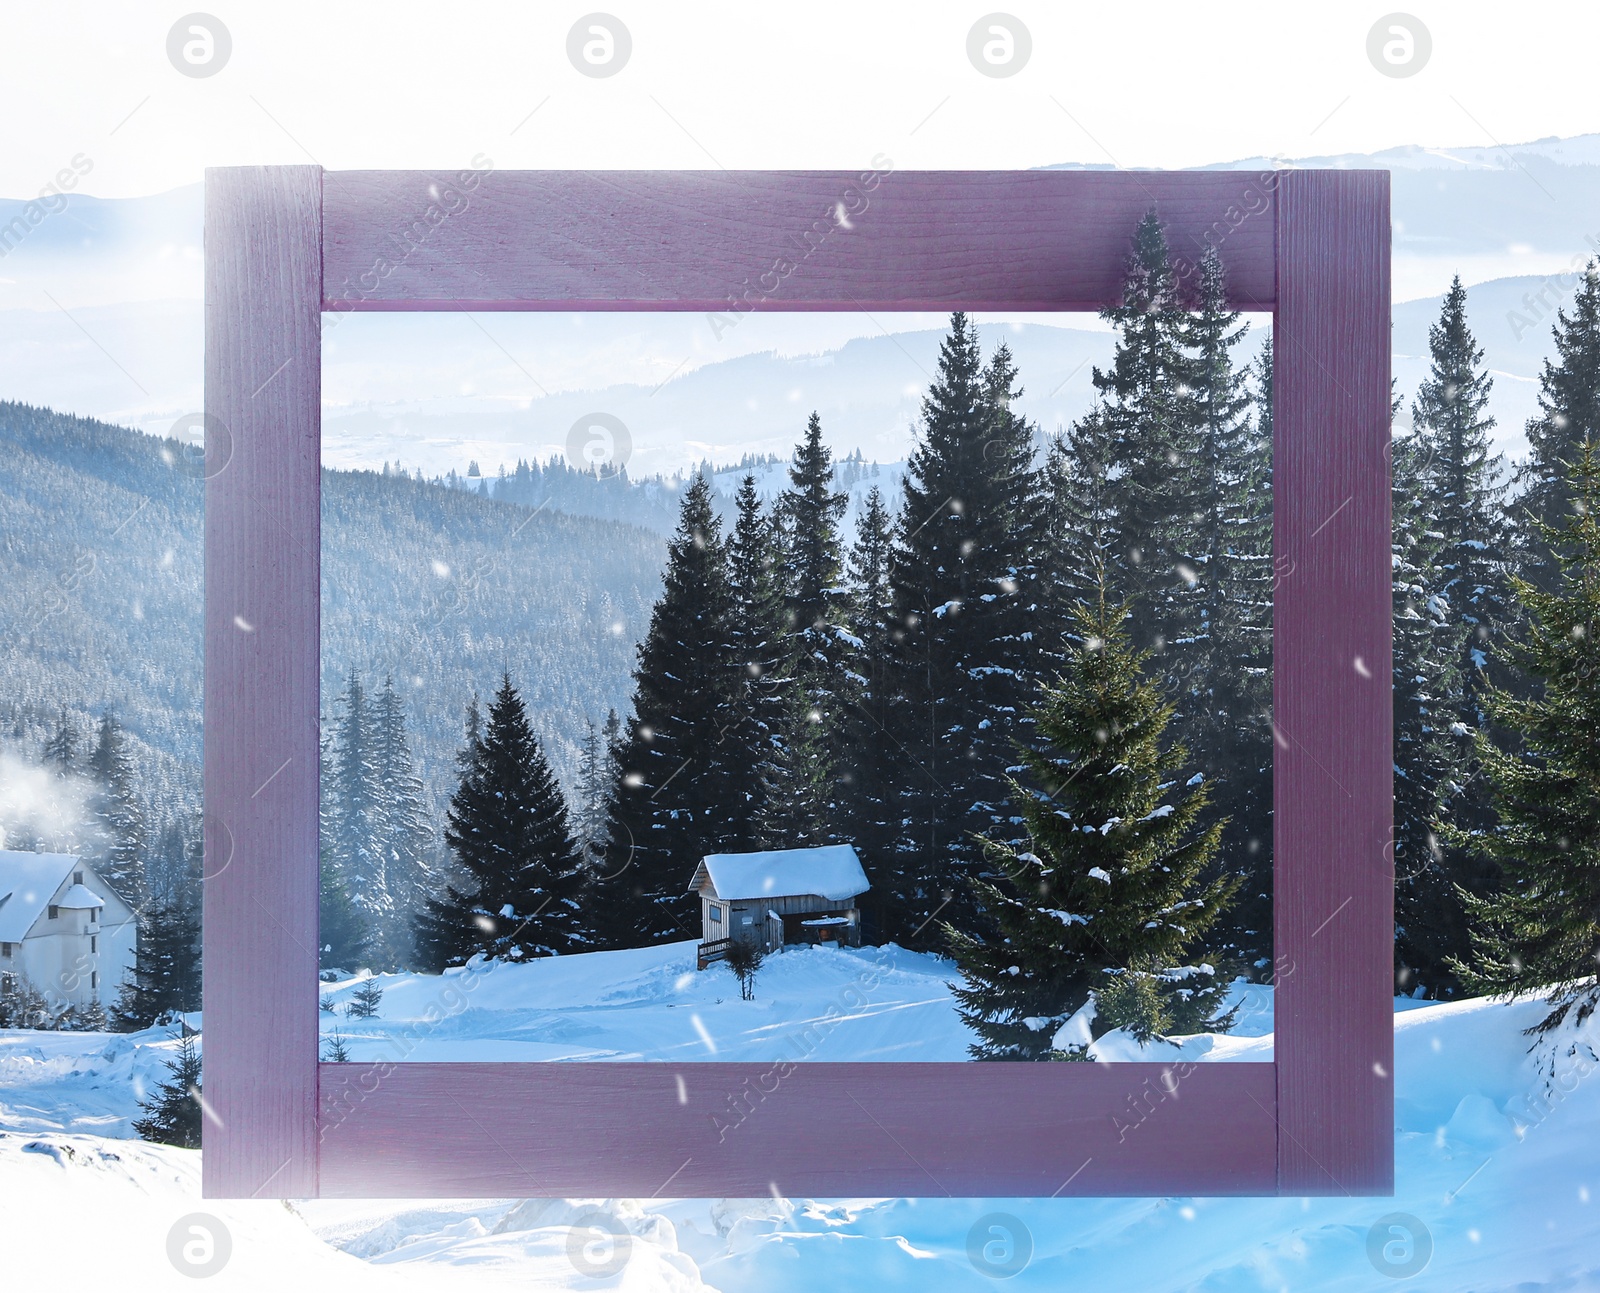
(688, 845), (869, 969)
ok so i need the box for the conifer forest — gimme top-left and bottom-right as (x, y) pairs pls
(6, 211), (1600, 1058)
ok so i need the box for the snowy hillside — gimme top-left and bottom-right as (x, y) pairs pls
(0, 404), (664, 818)
(2, 992), (1598, 1288)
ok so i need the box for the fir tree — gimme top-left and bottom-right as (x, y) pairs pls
(1043, 410), (1117, 629)
(112, 900), (201, 1030)
(725, 473), (789, 843)
(416, 675), (589, 969)
(86, 712), (147, 906)
(1093, 211), (1197, 655)
(317, 726), (363, 970)
(884, 314), (1046, 944)
(1391, 420), (1470, 996)
(63, 998), (109, 1032)
(574, 716), (612, 864)
(132, 1030), (203, 1148)
(944, 583), (1239, 1060)
(370, 676), (435, 969)
(346, 976), (384, 1019)
(1393, 280), (1511, 994)
(754, 686), (834, 849)
(1176, 249), (1275, 960)
(1412, 276), (1513, 726)
(839, 485), (900, 929)
(410, 696), (484, 968)
(1448, 443), (1600, 1033)
(771, 415), (853, 845)
(0, 974), (53, 1029)
(724, 938), (765, 1001)
(778, 412), (850, 647)
(42, 709), (78, 776)
(1512, 262), (1600, 596)
(595, 475), (745, 946)
(322, 671), (384, 964)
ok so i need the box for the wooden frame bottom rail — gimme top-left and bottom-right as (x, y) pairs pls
(316, 1062), (1278, 1197)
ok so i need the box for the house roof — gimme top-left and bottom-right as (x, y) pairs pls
(0, 852), (81, 942)
(687, 845), (869, 902)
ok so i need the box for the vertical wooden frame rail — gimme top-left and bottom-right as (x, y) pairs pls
(203, 166), (1391, 1199)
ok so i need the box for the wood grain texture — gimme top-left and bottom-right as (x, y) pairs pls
(202, 166), (323, 1199)
(317, 1061), (1277, 1198)
(320, 169), (1280, 313)
(1272, 169), (1394, 1194)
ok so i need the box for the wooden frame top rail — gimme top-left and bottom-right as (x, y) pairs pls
(320, 169), (1280, 313)
(203, 164), (1391, 1201)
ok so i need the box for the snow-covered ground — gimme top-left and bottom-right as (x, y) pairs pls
(312, 940), (1274, 1065)
(2, 970), (1599, 1288)
(317, 940), (977, 1063)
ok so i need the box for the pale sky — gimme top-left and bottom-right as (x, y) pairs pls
(3, 1), (1596, 199)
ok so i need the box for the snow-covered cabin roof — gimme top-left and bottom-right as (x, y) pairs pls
(687, 845), (869, 902)
(0, 852), (84, 941)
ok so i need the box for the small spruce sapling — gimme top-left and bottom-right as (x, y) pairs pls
(132, 1030), (203, 1149)
(724, 939), (765, 1001)
(346, 977), (384, 1019)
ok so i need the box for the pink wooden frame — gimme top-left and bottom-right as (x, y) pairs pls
(203, 167), (1392, 1199)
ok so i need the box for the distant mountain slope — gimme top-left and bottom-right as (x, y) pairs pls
(320, 465), (662, 801)
(6, 131), (1598, 467)
(0, 403), (666, 833)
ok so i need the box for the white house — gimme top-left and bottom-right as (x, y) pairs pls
(0, 852), (137, 1012)
(688, 844), (870, 968)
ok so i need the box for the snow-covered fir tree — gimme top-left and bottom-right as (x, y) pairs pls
(1042, 407), (1117, 629)
(1449, 442), (1600, 1033)
(1412, 276), (1513, 724)
(87, 712), (147, 906)
(945, 581), (1239, 1059)
(725, 472), (789, 844)
(42, 708), (79, 776)
(370, 675), (435, 968)
(1391, 414), (1471, 996)
(754, 685), (835, 850)
(1390, 280), (1512, 994)
(574, 715), (614, 865)
(1092, 211), (1198, 656)
(322, 670), (386, 963)
(113, 899), (201, 1030)
(1512, 261), (1600, 596)
(1176, 250), (1275, 961)
(414, 674), (589, 968)
(319, 672), (436, 969)
(768, 413), (854, 847)
(593, 474), (747, 946)
(318, 725), (363, 970)
(839, 484), (899, 930)
(883, 314), (1046, 945)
